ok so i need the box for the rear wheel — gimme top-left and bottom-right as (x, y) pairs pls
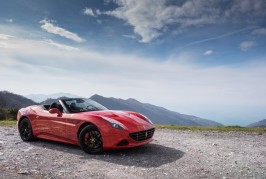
(79, 125), (103, 154)
(18, 118), (34, 141)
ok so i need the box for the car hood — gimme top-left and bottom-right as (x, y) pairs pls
(83, 110), (152, 129)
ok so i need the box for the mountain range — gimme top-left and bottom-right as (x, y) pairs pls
(1, 91), (265, 127)
(248, 119), (266, 128)
(90, 95), (223, 126)
(25, 93), (80, 103)
(0, 91), (37, 108)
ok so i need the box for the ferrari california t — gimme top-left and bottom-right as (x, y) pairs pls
(17, 98), (155, 154)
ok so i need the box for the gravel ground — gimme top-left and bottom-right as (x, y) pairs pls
(0, 126), (265, 179)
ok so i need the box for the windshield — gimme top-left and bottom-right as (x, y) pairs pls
(62, 98), (108, 113)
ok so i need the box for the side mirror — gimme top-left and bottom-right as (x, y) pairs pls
(49, 108), (62, 117)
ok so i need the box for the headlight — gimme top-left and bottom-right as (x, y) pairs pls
(111, 123), (124, 130)
(102, 117), (125, 130)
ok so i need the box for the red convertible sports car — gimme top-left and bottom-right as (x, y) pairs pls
(17, 98), (155, 154)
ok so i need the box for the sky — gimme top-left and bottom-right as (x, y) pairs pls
(0, 0), (266, 126)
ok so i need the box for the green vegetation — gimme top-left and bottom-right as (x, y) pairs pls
(0, 107), (18, 126)
(0, 108), (19, 120)
(0, 119), (17, 126)
(155, 124), (266, 133)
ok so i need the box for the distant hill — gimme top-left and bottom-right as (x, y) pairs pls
(0, 91), (223, 126)
(26, 93), (81, 103)
(90, 94), (223, 126)
(247, 119), (266, 128)
(40, 97), (69, 105)
(0, 91), (36, 108)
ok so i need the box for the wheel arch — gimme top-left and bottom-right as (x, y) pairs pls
(77, 122), (98, 138)
(18, 116), (29, 126)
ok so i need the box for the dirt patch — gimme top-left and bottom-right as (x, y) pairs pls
(0, 126), (265, 178)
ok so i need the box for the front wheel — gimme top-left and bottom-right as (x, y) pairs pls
(18, 118), (34, 141)
(79, 125), (103, 154)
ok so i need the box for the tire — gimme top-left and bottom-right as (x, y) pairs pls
(18, 118), (34, 142)
(79, 125), (103, 154)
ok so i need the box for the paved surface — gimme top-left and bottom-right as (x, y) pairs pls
(0, 126), (265, 179)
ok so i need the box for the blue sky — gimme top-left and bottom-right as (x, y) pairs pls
(0, 0), (266, 125)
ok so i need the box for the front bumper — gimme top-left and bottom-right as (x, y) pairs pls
(100, 127), (155, 150)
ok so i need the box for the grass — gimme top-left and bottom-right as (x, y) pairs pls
(155, 124), (266, 133)
(0, 120), (265, 133)
(0, 119), (17, 126)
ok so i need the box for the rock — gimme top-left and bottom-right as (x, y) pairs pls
(24, 147), (33, 152)
(17, 169), (30, 175)
(30, 169), (39, 173)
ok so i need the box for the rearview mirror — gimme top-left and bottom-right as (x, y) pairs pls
(49, 108), (62, 117)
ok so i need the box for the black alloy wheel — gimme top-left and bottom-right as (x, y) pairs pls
(79, 125), (103, 154)
(18, 118), (34, 141)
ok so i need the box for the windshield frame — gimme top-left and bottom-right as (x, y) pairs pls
(60, 98), (108, 113)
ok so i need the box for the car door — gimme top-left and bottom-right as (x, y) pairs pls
(34, 106), (67, 140)
(46, 112), (67, 139)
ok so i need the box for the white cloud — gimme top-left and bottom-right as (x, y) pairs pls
(239, 41), (255, 51)
(251, 28), (266, 35)
(0, 41), (9, 48)
(98, 0), (266, 43)
(225, 0), (265, 19)
(45, 39), (79, 51)
(0, 33), (14, 40)
(95, 9), (102, 16)
(104, 0), (112, 5)
(1, 27), (266, 125)
(204, 50), (213, 55)
(96, 19), (102, 24)
(83, 8), (102, 17)
(183, 27), (254, 48)
(6, 19), (13, 23)
(102, 0), (225, 43)
(83, 8), (95, 17)
(123, 34), (136, 39)
(40, 19), (84, 43)
(0, 33), (15, 48)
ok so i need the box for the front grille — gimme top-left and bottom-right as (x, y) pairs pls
(129, 128), (155, 141)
